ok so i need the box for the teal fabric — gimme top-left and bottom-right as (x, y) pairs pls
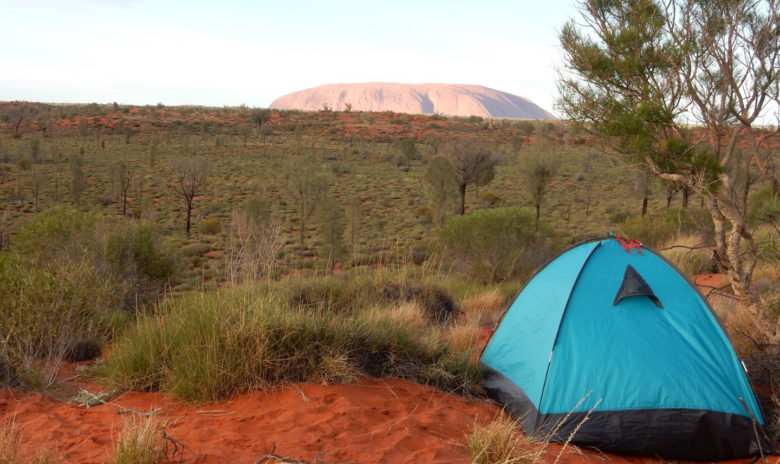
(482, 238), (763, 423)
(481, 241), (599, 408)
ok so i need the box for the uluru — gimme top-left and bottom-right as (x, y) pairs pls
(270, 83), (555, 119)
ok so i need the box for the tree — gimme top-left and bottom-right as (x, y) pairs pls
(250, 108), (271, 132)
(444, 140), (500, 214)
(238, 123), (252, 147)
(170, 156), (210, 234)
(424, 155), (460, 227)
(282, 158), (328, 248)
(558, 0), (780, 342)
(520, 141), (559, 230)
(316, 198), (347, 271)
(110, 160), (133, 216)
(69, 153), (85, 209)
(345, 196), (362, 255)
(225, 194), (284, 282)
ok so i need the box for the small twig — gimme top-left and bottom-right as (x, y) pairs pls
(115, 407), (161, 416)
(162, 427), (201, 463)
(254, 442), (336, 464)
(196, 409), (236, 416)
(388, 403), (418, 431)
(738, 397), (771, 463)
(295, 384), (309, 404)
(733, 328), (765, 351)
(657, 243), (710, 251)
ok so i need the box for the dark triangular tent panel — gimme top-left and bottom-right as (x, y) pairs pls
(613, 264), (662, 308)
(480, 238), (774, 460)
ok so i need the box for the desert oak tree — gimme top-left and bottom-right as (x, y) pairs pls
(558, 0), (780, 342)
(444, 140), (500, 215)
(170, 156), (211, 234)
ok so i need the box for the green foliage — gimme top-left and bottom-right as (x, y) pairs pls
(397, 139), (421, 161)
(748, 187), (780, 228)
(424, 155), (459, 226)
(106, 222), (176, 281)
(0, 208), (173, 371)
(0, 250), (119, 367)
(616, 207), (711, 247)
(93, 282), (480, 403)
(316, 198), (347, 270)
(520, 140), (559, 227)
(438, 207), (552, 282)
(202, 217), (221, 234)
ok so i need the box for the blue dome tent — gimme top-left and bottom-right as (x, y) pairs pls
(480, 237), (774, 460)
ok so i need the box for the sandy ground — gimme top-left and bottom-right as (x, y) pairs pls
(2, 377), (501, 464)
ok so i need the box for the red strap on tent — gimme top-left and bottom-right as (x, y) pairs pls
(615, 236), (644, 255)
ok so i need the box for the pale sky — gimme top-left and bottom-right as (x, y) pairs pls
(0, 0), (579, 115)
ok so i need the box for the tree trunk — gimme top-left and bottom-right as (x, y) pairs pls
(704, 195), (776, 343)
(185, 198), (193, 234)
(535, 202), (541, 230)
(642, 196), (648, 217)
(458, 183), (466, 215)
(681, 186), (689, 208)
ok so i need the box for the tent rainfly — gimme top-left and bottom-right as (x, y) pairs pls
(480, 237), (774, 460)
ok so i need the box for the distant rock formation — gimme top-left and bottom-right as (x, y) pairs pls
(270, 83), (554, 119)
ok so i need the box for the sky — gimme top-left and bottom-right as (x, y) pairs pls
(0, 0), (579, 116)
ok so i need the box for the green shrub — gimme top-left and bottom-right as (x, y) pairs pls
(202, 218), (222, 234)
(0, 208), (172, 375)
(0, 252), (119, 367)
(617, 208), (711, 247)
(93, 282), (480, 403)
(438, 207), (552, 282)
(107, 222), (176, 281)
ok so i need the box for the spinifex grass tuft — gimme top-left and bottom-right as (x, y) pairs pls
(468, 415), (530, 464)
(93, 282), (482, 403)
(113, 415), (166, 464)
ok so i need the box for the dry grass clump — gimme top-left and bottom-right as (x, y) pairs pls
(0, 417), (22, 464)
(657, 233), (712, 276)
(444, 322), (483, 353)
(468, 415), (530, 464)
(709, 294), (764, 355)
(30, 446), (62, 464)
(113, 415), (166, 464)
(461, 290), (508, 327)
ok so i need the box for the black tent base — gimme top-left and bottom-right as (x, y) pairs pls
(482, 366), (776, 461)
(535, 408), (775, 461)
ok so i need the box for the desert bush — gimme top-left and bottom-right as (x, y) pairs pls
(0, 252), (118, 370)
(93, 282), (481, 403)
(438, 207), (552, 282)
(468, 415), (528, 464)
(201, 218), (221, 234)
(106, 222), (176, 282)
(0, 208), (172, 381)
(617, 207), (711, 247)
(479, 191), (503, 208)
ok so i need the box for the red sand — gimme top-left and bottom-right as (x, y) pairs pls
(2, 378), (501, 464)
(3, 376), (765, 464)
